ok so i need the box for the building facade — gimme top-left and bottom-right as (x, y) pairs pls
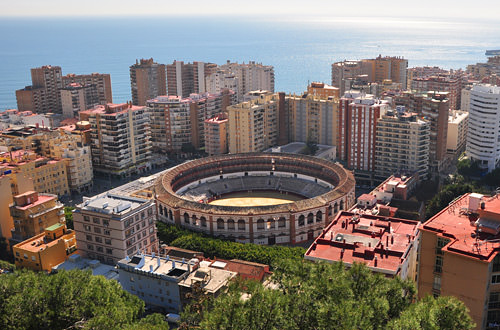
(16, 65), (63, 114)
(338, 91), (389, 172)
(227, 92), (282, 153)
(375, 108), (430, 180)
(74, 194), (158, 265)
(60, 82), (100, 118)
(130, 58), (167, 106)
(62, 72), (113, 104)
(13, 223), (76, 272)
(166, 61), (217, 98)
(418, 193), (500, 330)
(204, 113), (229, 156)
(80, 103), (152, 177)
(219, 61), (275, 101)
(466, 84), (500, 173)
(447, 110), (469, 157)
(10, 191), (65, 243)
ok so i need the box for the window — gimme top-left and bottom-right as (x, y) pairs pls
(104, 229), (111, 236)
(84, 216), (90, 222)
(31, 256), (36, 261)
(278, 217), (286, 228)
(493, 254), (500, 272)
(298, 215), (305, 226)
(102, 219), (109, 226)
(106, 248), (113, 255)
(489, 292), (500, 309)
(434, 255), (443, 273)
(130, 276), (134, 282)
(87, 244), (94, 251)
(433, 275), (441, 290)
(105, 238), (111, 245)
(238, 220), (245, 231)
(95, 236), (102, 243)
(436, 237), (449, 255)
(217, 219), (225, 230)
(93, 217), (100, 224)
(94, 227), (101, 234)
(84, 225), (91, 231)
(86, 235), (92, 241)
(492, 275), (500, 284)
(227, 219), (235, 230)
(97, 246), (103, 253)
(257, 219), (265, 230)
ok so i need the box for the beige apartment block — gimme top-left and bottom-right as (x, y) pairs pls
(220, 61), (275, 102)
(375, 108), (430, 179)
(286, 88), (339, 146)
(204, 113), (228, 156)
(62, 72), (113, 104)
(227, 92), (282, 153)
(447, 110), (469, 157)
(80, 103), (152, 177)
(74, 194), (158, 265)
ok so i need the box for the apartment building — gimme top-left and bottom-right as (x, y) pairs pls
(13, 223), (76, 272)
(407, 66), (449, 90)
(206, 69), (239, 101)
(418, 193), (500, 330)
(0, 149), (69, 197)
(62, 72), (113, 104)
(204, 113), (228, 156)
(305, 210), (420, 280)
(227, 92), (283, 153)
(38, 131), (93, 194)
(80, 103), (152, 177)
(411, 75), (462, 110)
(130, 58), (167, 106)
(338, 91), (389, 172)
(332, 56), (408, 94)
(466, 84), (500, 173)
(447, 110), (469, 157)
(166, 61), (217, 98)
(375, 107), (430, 180)
(16, 65), (63, 114)
(117, 253), (237, 313)
(286, 90), (339, 146)
(0, 174), (33, 248)
(10, 191), (65, 243)
(307, 82), (340, 99)
(60, 82), (100, 118)
(395, 91), (450, 174)
(219, 61), (275, 101)
(74, 194), (158, 265)
(147, 90), (235, 153)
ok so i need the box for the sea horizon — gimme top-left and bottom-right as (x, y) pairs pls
(1, 15), (499, 110)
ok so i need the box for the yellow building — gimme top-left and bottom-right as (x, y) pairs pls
(227, 92), (282, 153)
(0, 173), (33, 247)
(307, 82), (339, 99)
(0, 149), (69, 197)
(10, 191), (65, 243)
(286, 91), (339, 146)
(13, 223), (76, 272)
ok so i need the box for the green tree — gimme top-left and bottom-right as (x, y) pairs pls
(180, 260), (475, 330)
(64, 206), (75, 229)
(388, 296), (475, 330)
(0, 269), (145, 330)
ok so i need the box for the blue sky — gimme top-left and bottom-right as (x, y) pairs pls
(1, 0), (498, 19)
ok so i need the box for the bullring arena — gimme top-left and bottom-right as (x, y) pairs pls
(155, 153), (356, 245)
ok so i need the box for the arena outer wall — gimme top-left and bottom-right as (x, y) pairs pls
(155, 153), (355, 245)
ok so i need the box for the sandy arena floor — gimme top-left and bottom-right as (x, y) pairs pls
(208, 191), (303, 207)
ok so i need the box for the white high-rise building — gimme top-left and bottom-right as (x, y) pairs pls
(466, 84), (500, 173)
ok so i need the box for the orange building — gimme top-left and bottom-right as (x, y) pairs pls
(418, 193), (500, 330)
(13, 223), (76, 271)
(307, 82), (339, 99)
(204, 113), (228, 156)
(305, 210), (420, 280)
(10, 191), (65, 243)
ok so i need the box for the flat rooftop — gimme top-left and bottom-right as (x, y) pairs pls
(305, 211), (420, 276)
(14, 229), (73, 253)
(78, 193), (149, 215)
(422, 193), (500, 262)
(53, 254), (119, 281)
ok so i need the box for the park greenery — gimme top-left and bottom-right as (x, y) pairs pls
(0, 268), (169, 330)
(179, 260), (475, 330)
(64, 206), (75, 229)
(156, 221), (305, 267)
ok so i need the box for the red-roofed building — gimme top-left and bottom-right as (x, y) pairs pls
(203, 258), (272, 282)
(418, 192), (500, 330)
(305, 211), (420, 280)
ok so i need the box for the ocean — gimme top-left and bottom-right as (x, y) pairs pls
(1, 16), (500, 110)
